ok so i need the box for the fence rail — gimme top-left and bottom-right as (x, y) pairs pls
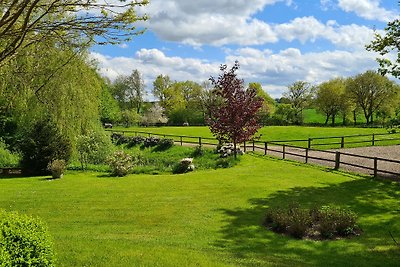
(107, 129), (400, 179)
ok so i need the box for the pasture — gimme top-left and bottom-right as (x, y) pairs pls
(1, 155), (400, 266)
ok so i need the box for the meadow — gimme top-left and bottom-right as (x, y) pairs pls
(1, 154), (400, 266)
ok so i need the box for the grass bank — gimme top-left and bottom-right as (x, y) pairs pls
(1, 155), (399, 266)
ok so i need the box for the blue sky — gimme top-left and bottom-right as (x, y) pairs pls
(90, 0), (399, 99)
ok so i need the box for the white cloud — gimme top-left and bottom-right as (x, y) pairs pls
(338, 0), (397, 22)
(91, 46), (381, 99)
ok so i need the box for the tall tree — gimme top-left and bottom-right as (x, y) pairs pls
(346, 70), (397, 124)
(315, 78), (346, 126)
(152, 74), (172, 108)
(208, 62), (263, 158)
(0, 0), (148, 65)
(284, 81), (313, 125)
(248, 82), (276, 124)
(111, 69), (146, 113)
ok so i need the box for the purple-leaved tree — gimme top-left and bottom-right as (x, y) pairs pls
(208, 61), (263, 158)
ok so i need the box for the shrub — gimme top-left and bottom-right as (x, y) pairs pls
(191, 145), (204, 157)
(155, 138), (174, 151)
(143, 136), (160, 147)
(0, 210), (55, 266)
(126, 136), (145, 148)
(107, 150), (133, 177)
(173, 158), (194, 174)
(19, 120), (72, 175)
(77, 130), (113, 169)
(0, 139), (20, 168)
(264, 205), (359, 239)
(47, 159), (66, 179)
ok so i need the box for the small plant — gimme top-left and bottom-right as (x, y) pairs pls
(107, 150), (133, 177)
(191, 145), (204, 157)
(47, 159), (66, 179)
(0, 210), (55, 266)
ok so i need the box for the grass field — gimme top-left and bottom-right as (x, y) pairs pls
(111, 125), (399, 149)
(1, 154), (400, 266)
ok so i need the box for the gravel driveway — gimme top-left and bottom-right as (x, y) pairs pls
(262, 144), (400, 179)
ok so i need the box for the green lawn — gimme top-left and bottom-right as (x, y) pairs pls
(111, 126), (398, 148)
(1, 155), (400, 266)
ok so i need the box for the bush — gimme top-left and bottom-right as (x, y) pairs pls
(155, 138), (174, 151)
(19, 120), (72, 175)
(126, 136), (145, 148)
(107, 150), (133, 177)
(77, 130), (113, 169)
(47, 159), (66, 179)
(264, 205), (359, 239)
(191, 145), (204, 157)
(0, 139), (20, 168)
(143, 136), (160, 147)
(172, 158), (194, 174)
(0, 210), (55, 266)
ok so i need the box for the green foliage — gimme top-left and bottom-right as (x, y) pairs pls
(0, 139), (20, 168)
(99, 84), (121, 124)
(121, 109), (141, 127)
(47, 159), (66, 179)
(315, 206), (358, 238)
(77, 130), (113, 169)
(19, 120), (72, 175)
(107, 150), (133, 177)
(265, 205), (359, 239)
(0, 210), (55, 266)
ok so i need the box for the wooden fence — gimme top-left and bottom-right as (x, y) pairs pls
(107, 129), (400, 179)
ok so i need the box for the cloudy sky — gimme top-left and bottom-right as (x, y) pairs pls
(90, 0), (398, 99)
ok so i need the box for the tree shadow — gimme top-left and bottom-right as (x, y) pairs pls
(215, 178), (400, 266)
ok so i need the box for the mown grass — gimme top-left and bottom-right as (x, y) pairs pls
(1, 155), (400, 266)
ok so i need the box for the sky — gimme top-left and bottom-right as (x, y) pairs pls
(90, 0), (399, 99)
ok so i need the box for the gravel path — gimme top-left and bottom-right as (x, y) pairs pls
(262, 144), (400, 179)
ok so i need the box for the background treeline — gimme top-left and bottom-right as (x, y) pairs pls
(101, 69), (400, 128)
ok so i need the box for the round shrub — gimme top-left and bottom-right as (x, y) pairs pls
(77, 130), (113, 169)
(0, 210), (55, 266)
(19, 120), (72, 175)
(107, 150), (133, 177)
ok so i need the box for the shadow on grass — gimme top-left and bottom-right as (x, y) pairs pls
(215, 177), (400, 266)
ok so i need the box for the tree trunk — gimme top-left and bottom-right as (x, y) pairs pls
(331, 114), (335, 126)
(342, 114), (346, 126)
(353, 110), (357, 126)
(233, 140), (237, 159)
(324, 114), (329, 125)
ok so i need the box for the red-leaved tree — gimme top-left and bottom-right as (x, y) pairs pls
(208, 61), (263, 157)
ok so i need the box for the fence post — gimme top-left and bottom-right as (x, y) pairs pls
(372, 134), (375, 146)
(252, 140), (255, 152)
(283, 144), (286, 159)
(199, 137), (202, 146)
(341, 136), (345, 148)
(335, 152), (340, 170)
(244, 141), (246, 152)
(264, 142), (268, 156)
(374, 157), (378, 178)
(180, 136), (183, 146)
(305, 148), (309, 163)
(308, 138), (312, 149)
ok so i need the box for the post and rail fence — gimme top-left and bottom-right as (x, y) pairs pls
(105, 129), (400, 179)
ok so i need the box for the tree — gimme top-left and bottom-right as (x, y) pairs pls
(248, 82), (276, 124)
(141, 103), (168, 126)
(111, 69), (146, 113)
(152, 74), (172, 108)
(99, 83), (121, 124)
(315, 78), (347, 126)
(366, 17), (400, 77)
(346, 70), (397, 124)
(0, 0), (148, 65)
(208, 62), (263, 158)
(284, 81), (313, 124)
